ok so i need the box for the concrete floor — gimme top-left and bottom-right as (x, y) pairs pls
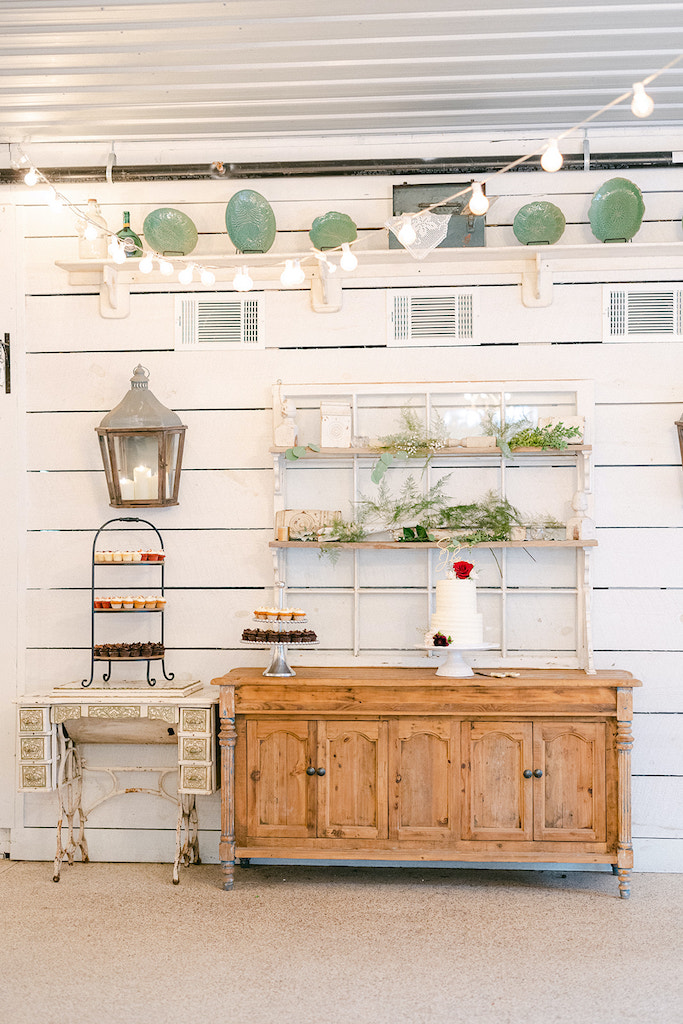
(1, 860), (681, 1024)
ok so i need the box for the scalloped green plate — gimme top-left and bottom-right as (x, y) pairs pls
(142, 208), (198, 255)
(513, 201), (566, 245)
(225, 189), (277, 253)
(309, 211), (358, 250)
(589, 177), (645, 242)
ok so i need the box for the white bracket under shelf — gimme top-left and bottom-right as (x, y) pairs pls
(521, 253), (552, 307)
(98, 265), (130, 319)
(310, 263), (343, 313)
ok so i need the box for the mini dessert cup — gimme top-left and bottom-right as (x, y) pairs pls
(266, 608), (280, 621)
(110, 598), (122, 610)
(100, 599), (111, 609)
(145, 597), (158, 609)
(94, 599), (102, 609)
(291, 608), (306, 620)
(133, 596), (146, 609)
(155, 597), (167, 610)
(103, 551), (113, 563)
(94, 551), (105, 563)
(122, 597), (134, 609)
(112, 551), (123, 562)
(122, 551), (133, 562)
(132, 550), (142, 562)
(278, 608), (293, 620)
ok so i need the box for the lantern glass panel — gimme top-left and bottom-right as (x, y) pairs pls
(113, 434), (160, 501)
(165, 433), (180, 497)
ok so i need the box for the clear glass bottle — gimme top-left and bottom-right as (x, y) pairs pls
(77, 198), (108, 259)
(117, 211), (143, 258)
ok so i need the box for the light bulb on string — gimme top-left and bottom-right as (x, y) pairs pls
(233, 266), (253, 292)
(158, 258), (174, 276)
(46, 187), (64, 210)
(200, 268), (216, 285)
(138, 254), (154, 274)
(540, 139), (563, 172)
(340, 243), (358, 271)
(111, 240), (126, 265)
(631, 82), (655, 118)
(23, 167), (39, 187)
(280, 259), (305, 287)
(178, 264), (194, 285)
(397, 216), (417, 246)
(468, 182), (489, 216)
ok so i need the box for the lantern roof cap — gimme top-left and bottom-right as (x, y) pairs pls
(98, 365), (183, 429)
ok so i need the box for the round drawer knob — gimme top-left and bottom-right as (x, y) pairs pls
(533, 769), (544, 778)
(316, 767), (326, 776)
(306, 766), (316, 776)
(522, 769), (533, 779)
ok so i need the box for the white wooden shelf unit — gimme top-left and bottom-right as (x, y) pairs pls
(270, 379), (596, 672)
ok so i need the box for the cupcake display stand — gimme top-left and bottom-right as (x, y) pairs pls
(83, 517), (173, 688)
(419, 642), (496, 677)
(241, 582), (318, 678)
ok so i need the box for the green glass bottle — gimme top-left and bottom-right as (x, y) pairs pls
(116, 211), (143, 258)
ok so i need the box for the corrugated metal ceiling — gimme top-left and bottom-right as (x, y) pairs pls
(1, 0), (682, 145)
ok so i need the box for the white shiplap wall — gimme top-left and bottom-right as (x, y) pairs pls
(4, 166), (682, 870)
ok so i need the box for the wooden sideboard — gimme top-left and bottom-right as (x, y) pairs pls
(211, 666), (640, 898)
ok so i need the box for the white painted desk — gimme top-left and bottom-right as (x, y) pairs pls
(16, 680), (218, 884)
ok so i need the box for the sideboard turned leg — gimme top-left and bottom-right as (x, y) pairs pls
(617, 868), (631, 899)
(221, 860), (235, 891)
(218, 685), (236, 892)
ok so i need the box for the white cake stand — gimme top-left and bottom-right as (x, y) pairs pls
(419, 642), (496, 677)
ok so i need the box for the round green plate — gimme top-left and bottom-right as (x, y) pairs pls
(513, 201), (566, 245)
(225, 189), (277, 253)
(142, 208), (198, 255)
(589, 177), (645, 242)
(309, 211), (358, 250)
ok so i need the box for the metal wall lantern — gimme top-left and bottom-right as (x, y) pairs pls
(96, 365), (187, 507)
(677, 411), (683, 470)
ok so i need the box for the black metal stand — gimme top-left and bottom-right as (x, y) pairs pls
(82, 517), (174, 687)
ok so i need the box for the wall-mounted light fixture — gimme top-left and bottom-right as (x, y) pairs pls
(96, 365), (186, 507)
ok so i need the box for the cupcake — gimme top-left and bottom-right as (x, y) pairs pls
(122, 596), (134, 610)
(113, 551), (123, 562)
(291, 608), (306, 621)
(266, 607), (280, 621)
(103, 551), (113, 563)
(132, 550), (142, 562)
(110, 597), (122, 610)
(122, 551), (133, 563)
(94, 551), (105, 563)
(278, 607), (293, 621)
(253, 606), (268, 621)
(133, 596), (146, 609)
(145, 596), (158, 610)
(155, 597), (166, 610)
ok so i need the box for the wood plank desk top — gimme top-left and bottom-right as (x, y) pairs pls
(212, 667), (641, 689)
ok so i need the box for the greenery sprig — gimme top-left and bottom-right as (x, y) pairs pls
(509, 421), (582, 451)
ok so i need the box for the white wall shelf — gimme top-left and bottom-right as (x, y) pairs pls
(56, 241), (683, 316)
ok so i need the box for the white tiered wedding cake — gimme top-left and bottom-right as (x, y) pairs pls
(429, 560), (483, 646)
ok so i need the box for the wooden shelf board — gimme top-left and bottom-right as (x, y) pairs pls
(270, 540), (598, 549)
(270, 445), (590, 458)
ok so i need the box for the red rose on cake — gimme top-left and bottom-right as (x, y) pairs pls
(453, 560), (475, 579)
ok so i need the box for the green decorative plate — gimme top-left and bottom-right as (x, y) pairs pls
(225, 189), (277, 253)
(513, 201), (566, 245)
(589, 177), (645, 242)
(309, 211), (358, 250)
(142, 208), (198, 255)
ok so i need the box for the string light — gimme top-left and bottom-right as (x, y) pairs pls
(340, 243), (358, 271)
(468, 182), (489, 216)
(232, 266), (253, 291)
(397, 216), (417, 246)
(280, 259), (305, 286)
(631, 82), (655, 118)
(15, 52), (682, 288)
(540, 139), (564, 172)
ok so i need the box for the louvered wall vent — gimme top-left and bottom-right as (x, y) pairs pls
(174, 295), (264, 350)
(603, 285), (683, 342)
(387, 289), (477, 347)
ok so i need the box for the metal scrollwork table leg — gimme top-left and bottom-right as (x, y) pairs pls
(53, 726), (89, 882)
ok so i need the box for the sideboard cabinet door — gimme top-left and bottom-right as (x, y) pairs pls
(461, 722), (534, 841)
(316, 721), (388, 840)
(533, 722), (607, 842)
(246, 720), (316, 839)
(390, 718), (459, 843)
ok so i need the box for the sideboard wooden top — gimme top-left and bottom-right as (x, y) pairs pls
(212, 666), (641, 688)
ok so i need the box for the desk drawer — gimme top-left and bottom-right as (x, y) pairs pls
(179, 763), (215, 794)
(18, 707), (50, 734)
